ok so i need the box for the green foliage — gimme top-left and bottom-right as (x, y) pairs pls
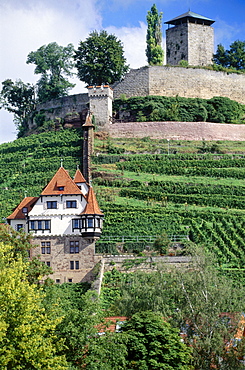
(0, 79), (35, 135)
(27, 42), (75, 103)
(146, 4), (164, 65)
(153, 233), (171, 254)
(0, 243), (67, 369)
(75, 30), (129, 85)
(111, 247), (245, 370)
(213, 40), (245, 70)
(113, 95), (245, 124)
(122, 311), (192, 370)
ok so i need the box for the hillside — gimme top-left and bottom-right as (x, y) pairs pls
(1, 129), (245, 274)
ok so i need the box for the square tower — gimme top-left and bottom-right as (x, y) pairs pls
(165, 11), (215, 66)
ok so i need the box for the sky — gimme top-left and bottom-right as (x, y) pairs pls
(0, 0), (245, 144)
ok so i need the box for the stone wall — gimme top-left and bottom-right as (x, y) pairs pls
(31, 235), (101, 283)
(113, 66), (245, 105)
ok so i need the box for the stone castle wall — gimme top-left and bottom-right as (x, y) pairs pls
(113, 66), (245, 105)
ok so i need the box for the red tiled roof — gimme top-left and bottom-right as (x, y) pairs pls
(74, 169), (87, 184)
(7, 197), (38, 220)
(97, 317), (128, 333)
(41, 167), (83, 196)
(81, 187), (103, 215)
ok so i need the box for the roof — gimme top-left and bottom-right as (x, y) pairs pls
(81, 187), (104, 216)
(41, 167), (83, 196)
(7, 197), (38, 220)
(97, 317), (128, 333)
(165, 11), (215, 25)
(82, 112), (94, 128)
(74, 169), (87, 184)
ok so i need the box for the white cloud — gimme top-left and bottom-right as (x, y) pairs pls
(0, 0), (101, 143)
(106, 22), (148, 69)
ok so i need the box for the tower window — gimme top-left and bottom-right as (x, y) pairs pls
(16, 224), (24, 231)
(87, 219), (93, 228)
(72, 219), (80, 230)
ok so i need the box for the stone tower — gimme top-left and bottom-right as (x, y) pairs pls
(165, 11), (215, 66)
(82, 112), (94, 185)
(87, 85), (113, 131)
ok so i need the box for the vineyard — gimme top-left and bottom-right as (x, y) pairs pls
(0, 130), (245, 271)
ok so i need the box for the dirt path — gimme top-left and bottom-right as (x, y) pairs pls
(109, 121), (245, 141)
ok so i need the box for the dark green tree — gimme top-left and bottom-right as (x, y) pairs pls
(26, 42), (75, 102)
(146, 4), (164, 65)
(123, 311), (192, 370)
(0, 79), (35, 134)
(74, 30), (129, 85)
(213, 40), (245, 70)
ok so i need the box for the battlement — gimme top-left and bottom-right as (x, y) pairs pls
(87, 85), (114, 100)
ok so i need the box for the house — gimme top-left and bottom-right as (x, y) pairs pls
(7, 165), (104, 283)
(7, 112), (104, 283)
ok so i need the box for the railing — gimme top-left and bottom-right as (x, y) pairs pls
(98, 235), (189, 243)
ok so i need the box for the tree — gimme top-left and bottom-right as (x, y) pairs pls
(146, 4), (164, 65)
(74, 30), (129, 86)
(0, 224), (52, 285)
(26, 42), (75, 102)
(114, 245), (245, 369)
(0, 243), (67, 369)
(213, 40), (245, 70)
(123, 311), (192, 370)
(0, 79), (35, 134)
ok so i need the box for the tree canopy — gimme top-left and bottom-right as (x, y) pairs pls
(0, 79), (35, 135)
(26, 42), (75, 102)
(146, 4), (164, 65)
(0, 242), (67, 369)
(213, 40), (245, 70)
(74, 30), (129, 86)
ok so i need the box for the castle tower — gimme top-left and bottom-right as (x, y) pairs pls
(87, 85), (113, 131)
(82, 112), (94, 185)
(165, 11), (215, 66)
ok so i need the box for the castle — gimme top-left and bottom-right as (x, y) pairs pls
(31, 10), (245, 132)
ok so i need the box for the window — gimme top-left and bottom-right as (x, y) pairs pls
(22, 207), (28, 214)
(70, 261), (79, 270)
(47, 201), (57, 209)
(68, 278), (73, 283)
(58, 186), (64, 191)
(41, 242), (51, 254)
(56, 279), (60, 284)
(44, 220), (50, 230)
(46, 261), (51, 267)
(87, 218), (93, 228)
(29, 220), (51, 232)
(72, 219), (80, 230)
(16, 224), (23, 231)
(70, 241), (79, 253)
(66, 200), (77, 208)
(30, 221), (35, 230)
(96, 218), (101, 228)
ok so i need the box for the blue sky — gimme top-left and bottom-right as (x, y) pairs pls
(0, 0), (245, 144)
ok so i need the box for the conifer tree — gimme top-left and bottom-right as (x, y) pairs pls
(146, 4), (164, 65)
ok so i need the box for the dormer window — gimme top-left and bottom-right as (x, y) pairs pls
(22, 207), (28, 214)
(58, 186), (64, 191)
